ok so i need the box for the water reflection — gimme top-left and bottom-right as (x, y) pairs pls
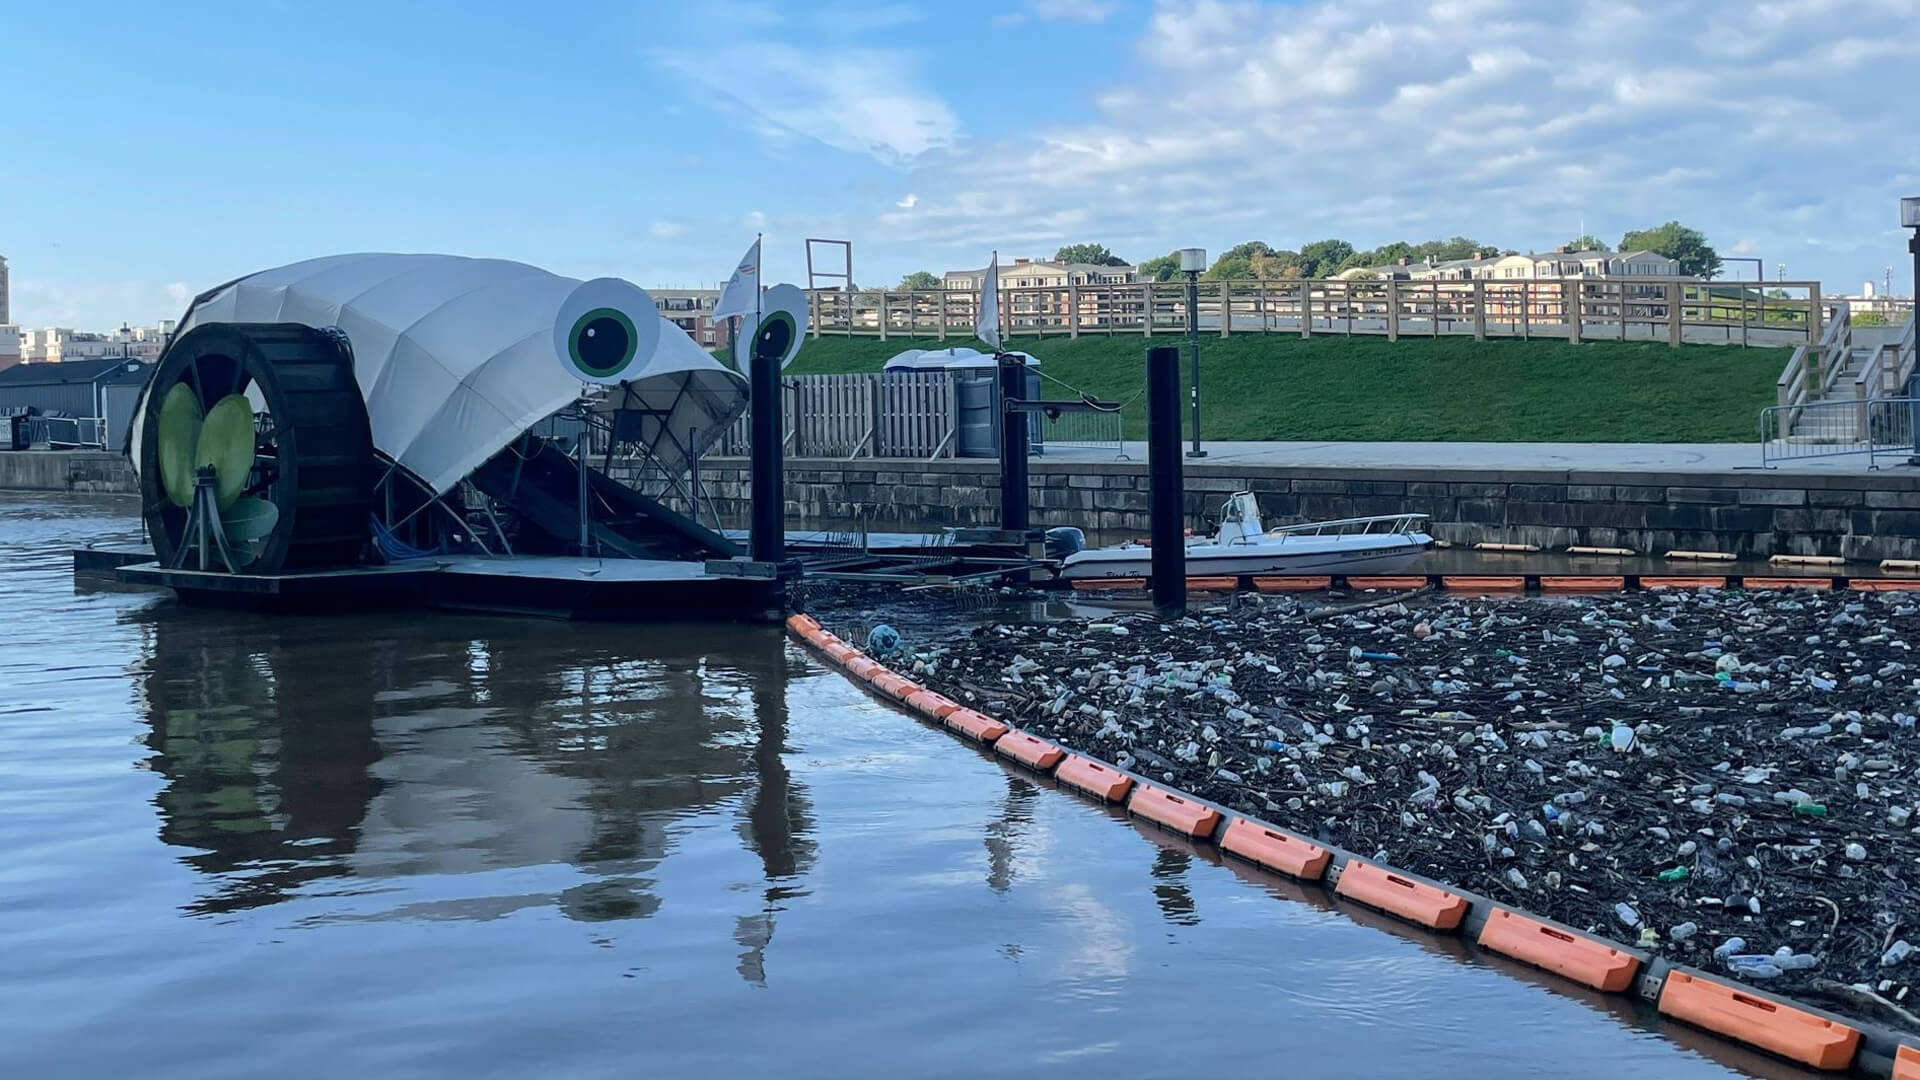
(1149, 847), (1199, 927)
(133, 603), (815, 974)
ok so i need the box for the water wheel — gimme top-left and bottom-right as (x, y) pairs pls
(137, 323), (375, 574)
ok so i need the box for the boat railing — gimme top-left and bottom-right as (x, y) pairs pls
(1263, 513), (1430, 541)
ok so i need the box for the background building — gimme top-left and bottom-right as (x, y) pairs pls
(941, 258), (1141, 330)
(17, 322), (175, 365)
(649, 289), (731, 350)
(0, 355), (151, 449)
(0, 325), (19, 371)
(0, 253), (10, 325)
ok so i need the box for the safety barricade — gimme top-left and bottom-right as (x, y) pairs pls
(1657, 970), (1859, 1071)
(1333, 861), (1468, 931)
(1128, 784), (1221, 838)
(1054, 756), (1134, 803)
(1219, 819), (1330, 881)
(1476, 909), (1640, 992)
(994, 730), (1065, 772)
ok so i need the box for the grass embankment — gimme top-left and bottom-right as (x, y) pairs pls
(785, 335), (1790, 443)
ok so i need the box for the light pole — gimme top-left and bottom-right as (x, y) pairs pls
(1903, 197), (1920, 315)
(1901, 199), (1920, 420)
(1179, 247), (1207, 458)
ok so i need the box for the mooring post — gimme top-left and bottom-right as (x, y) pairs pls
(1146, 345), (1186, 613)
(750, 343), (784, 564)
(998, 350), (1029, 533)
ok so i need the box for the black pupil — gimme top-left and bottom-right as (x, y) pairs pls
(755, 319), (792, 362)
(578, 316), (630, 370)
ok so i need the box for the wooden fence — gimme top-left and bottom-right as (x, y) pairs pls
(723, 372), (958, 459)
(801, 277), (1822, 349)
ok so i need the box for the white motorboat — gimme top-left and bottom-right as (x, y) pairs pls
(1056, 492), (1432, 580)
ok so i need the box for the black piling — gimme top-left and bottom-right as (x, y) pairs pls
(1146, 345), (1186, 613)
(749, 332), (784, 564)
(998, 351), (1029, 533)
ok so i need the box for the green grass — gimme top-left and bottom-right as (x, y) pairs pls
(783, 334), (1789, 443)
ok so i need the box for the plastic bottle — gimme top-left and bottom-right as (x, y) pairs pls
(1725, 955), (1783, 979)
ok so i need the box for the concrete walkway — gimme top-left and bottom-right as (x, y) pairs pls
(1040, 440), (1916, 473)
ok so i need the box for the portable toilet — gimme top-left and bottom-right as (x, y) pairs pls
(884, 349), (1042, 457)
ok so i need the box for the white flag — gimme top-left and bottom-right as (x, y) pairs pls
(976, 251), (1002, 351)
(711, 237), (761, 322)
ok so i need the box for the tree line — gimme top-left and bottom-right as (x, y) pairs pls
(893, 224), (1722, 289)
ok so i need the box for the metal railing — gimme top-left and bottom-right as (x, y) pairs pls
(1760, 396), (1920, 468)
(803, 277), (1822, 349)
(1031, 370), (1129, 459)
(1034, 406), (1126, 459)
(1268, 513), (1431, 538)
(14, 415), (109, 449)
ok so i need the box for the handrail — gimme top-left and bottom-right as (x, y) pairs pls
(1896, 312), (1918, 389)
(1778, 302), (1849, 410)
(1267, 513), (1430, 537)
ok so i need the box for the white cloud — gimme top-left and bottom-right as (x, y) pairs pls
(825, 0), (1920, 290)
(896, 193), (919, 209)
(657, 42), (956, 162)
(648, 221), (687, 239)
(1030, 0), (1118, 21)
(744, 210), (767, 229)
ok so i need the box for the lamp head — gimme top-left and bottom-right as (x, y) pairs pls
(1178, 248), (1207, 273)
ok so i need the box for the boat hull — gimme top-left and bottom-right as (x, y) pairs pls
(1058, 535), (1431, 580)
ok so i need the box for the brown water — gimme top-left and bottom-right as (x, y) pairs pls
(1, 492), (1832, 1079)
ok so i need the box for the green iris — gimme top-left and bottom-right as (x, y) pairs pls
(567, 307), (639, 379)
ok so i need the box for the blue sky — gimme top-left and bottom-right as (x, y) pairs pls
(7, 0), (1918, 328)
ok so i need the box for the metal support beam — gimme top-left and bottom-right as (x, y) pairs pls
(750, 329), (785, 564)
(1147, 345), (1186, 614)
(997, 352), (1029, 534)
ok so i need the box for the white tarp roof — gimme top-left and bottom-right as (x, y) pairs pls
(882, 347), (1037, 371)
(132, 253), (746, 496)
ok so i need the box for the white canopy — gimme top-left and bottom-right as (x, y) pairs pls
(882, 347), (1037, 371)
(132, 253), (747, 496)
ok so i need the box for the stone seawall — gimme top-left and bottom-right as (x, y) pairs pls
(0, 451), (136, 494)
(648, 457), (1920, 561)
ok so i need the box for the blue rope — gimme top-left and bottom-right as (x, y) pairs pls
(369, 514), (444, 562)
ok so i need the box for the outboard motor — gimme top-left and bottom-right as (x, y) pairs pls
(1215, 491), (1264, 545)
(1044, 526), (1086, 559)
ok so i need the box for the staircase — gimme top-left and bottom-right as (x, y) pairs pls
(1769, 309), (1916, 444)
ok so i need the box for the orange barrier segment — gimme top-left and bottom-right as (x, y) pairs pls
(1657, 971), (1860, 1071)
(1128, 784), (1222, 838)
(1333, 861), (1469, 931)
(1253, 576), (1333, 592)
(869, 671), (923, 701)
(995, 730), (1066, 772)
(844, 657), (883, 681)
(1187, 577), (1240, 592)
(787, 614), (820, 635)
(1071, 578), (1145, 592)
(1540, 575), (1627, 593)
(904, 690), (961, 721)
(824, 642), (860, 665)
(1220, 818), (1331, 881)
(1850, 579), (1920, 593)
(1476, 909), (1640, 992)
(1894, 1044), (1920, 1080)
(1347, 575), (1428, 590)
(944, 708), (1008, 745)
(1054, 755), (1135, 803)
(1642, 576), (1728, 589)
(1741, 577), (1833, 591)
(1441, 575), (1526, 593)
